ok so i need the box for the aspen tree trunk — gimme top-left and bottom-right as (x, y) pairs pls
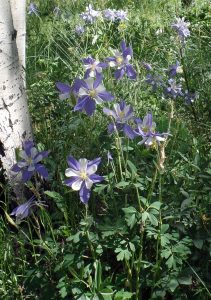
(0, 0), (32, 195)
(10, 0), (26, 70)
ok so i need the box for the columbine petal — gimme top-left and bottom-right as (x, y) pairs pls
(98, 91), (114, 101)
(93, 73), (103, 89)
(126, 64), (137, 79)
(79, 158), (88, 171)
(79, 182), (91, 204)
(67, 156), (80, 170)
(84, 98), (96, 116)
(74, 96), (90, 112)
(22, 170), (33, 182)
(65, 168), (81, 177)
(64, 176), (80, 187)
(85, 177), (94, 189)
(72, 178), (83, 191)
(114, 68), (125, 80)
(123, 124), (136, 139)
(103, 107), (117, 118)
(89, 174), (104, 183)
(35, 164), (48, 179)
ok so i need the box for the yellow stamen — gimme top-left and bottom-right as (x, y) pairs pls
(116, 56), (123, 64)
(119, 111), (125, 119)
(89, 89), (97, 98)
(80, 171), (88, 180)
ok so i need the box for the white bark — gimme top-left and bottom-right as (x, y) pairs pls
(10, 0), (26, 70)
(0, 0), (32, 187)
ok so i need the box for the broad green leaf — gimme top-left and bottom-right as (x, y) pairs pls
(161, 224), (169, 234)
(168, 278), (179, 292)
(127, 160), (137, 175)
(149, 201), (162, 210)
(142, 211), (149, 222)
(166, 255), (174, 269)
(193, 239), (203, 249)
(114, 290), (133, 300)
(116, 181), (130, 188)
(122, 206), (137, 214)
(148, 213), (158, 226)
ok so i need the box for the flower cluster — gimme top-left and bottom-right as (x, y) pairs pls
(103, 9), (128, 21)
(64, 156), (104, 204)
(80, 4), (100, 23)
(56, 41), (136, 116)
(171, 17), (190, 42)
(11, 140), (49, 182)
(28, 3), (39, 16)
(79, 4), (128, 24)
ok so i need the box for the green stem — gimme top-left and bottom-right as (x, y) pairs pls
(85, 206), (96, 261)
(179, 46), (197, 121)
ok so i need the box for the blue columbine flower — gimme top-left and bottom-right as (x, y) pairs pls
(103, 9), (117, 21)
(28, 3), (39, 16)
(11, 141), (49, 182)
(80, 4), (100, 24)
(106, 41), (137, 80)
(75, 25), (85, 35)
(165, 78), (183, 99)
(167, 61), (183, 77)
(56, 79), (82, 100)
(10, 196), (36, 221)
(103, 101), (136, 139)
(171, 17), (190, 41)
(74, 74), (114, 116)
(64, 156), (104, 204)
(115, 10), (128, 21)
(82, 56), (107, 78)
(135, 113), (167, 147)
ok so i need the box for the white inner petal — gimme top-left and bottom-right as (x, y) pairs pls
(78, 87), (88, 97)
(65, 168), (81, 177)
(34, 154), (43, 163)
(72, 178), (83, 191)
(79, 158), (88, 172)
(30, 147), (38, 158)
(85, 177), (93, 189)
(19, 150), (28, 160)
(17, 161), (28, 168)
(85, 77), (94, 90)
(95, 95), (104, 104)
(87, 164), (97, 175)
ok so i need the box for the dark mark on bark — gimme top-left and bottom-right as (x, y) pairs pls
(12, 29), (17, 41)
